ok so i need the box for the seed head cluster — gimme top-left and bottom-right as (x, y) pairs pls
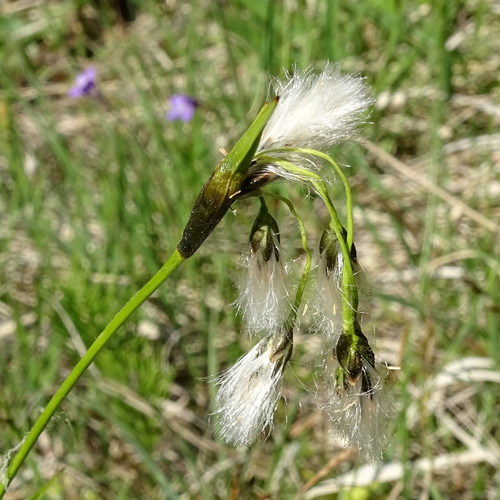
(212, 63), (394, 461)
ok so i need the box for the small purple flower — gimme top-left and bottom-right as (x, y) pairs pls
(68, 67), (97, 98)
(166, 94), (198, 122)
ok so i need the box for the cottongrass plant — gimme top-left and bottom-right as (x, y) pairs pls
(214, 64), (393, 457)
(0, 62), (394, 497)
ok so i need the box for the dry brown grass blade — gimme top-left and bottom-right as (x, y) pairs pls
(362, 140), (498, 233)
(294, 449), (357, 499)
(303, 449), (497, 499)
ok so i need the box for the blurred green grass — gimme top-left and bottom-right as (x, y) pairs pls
(1, 0), (499, 498)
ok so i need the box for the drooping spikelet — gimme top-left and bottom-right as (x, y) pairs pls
(320, 355), (393, 462)
(213, 331), (292, 447)
(234, 206), (290, 336)
(312, 226), (368, 343)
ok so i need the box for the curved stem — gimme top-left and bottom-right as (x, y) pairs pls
(265, 193), (312, 326)
(254, 147), (354, 251)
(0, 250), (185, 498)
(311, 180), (359, 321)
(260, 158), (359, 329)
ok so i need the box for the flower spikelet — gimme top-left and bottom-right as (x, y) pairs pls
(241, 63), (373, 192)
(234, 210), (290, 336)
(255, 63), (372, 175)
(214, 332), (292, 447)
(321, 348), (393, 461)
(312, 227), (364, 343)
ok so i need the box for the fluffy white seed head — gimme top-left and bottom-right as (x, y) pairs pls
(234, 235), (290, 336)
(213, 333), (291, 447)
(312, 244), (345, 344)
(312, 231), (371, 342)
(249, 63), (373, 182)
(239, 63), (373, 193)
(258, 63), (373, 153)
(320, 356), (393, 461)
(260, 63), (372, 153)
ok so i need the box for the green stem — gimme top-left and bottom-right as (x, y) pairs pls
(258, 157), (359, 329)
(265, 193), (312, 326)
(0, 250), (185, 498)
(311, 180), (359, 323)
(254, 147), (355, 251)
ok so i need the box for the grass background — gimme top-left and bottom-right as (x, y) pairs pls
(1, 0), (499, 498)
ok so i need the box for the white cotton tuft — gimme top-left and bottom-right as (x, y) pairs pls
(258, 63), (373, 157)
(320, 357), (394, 462)
(312, 246), (345, 344)
(242, 63), (374, 191)
(213, 334), (290, 447)
(234, 238), (290, 337)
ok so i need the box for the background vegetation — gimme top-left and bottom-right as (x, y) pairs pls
(1, 0), (499, 498)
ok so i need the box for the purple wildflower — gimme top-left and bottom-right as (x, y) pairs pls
(166, 94), (198, 122)
(68, 67), (97, 98)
